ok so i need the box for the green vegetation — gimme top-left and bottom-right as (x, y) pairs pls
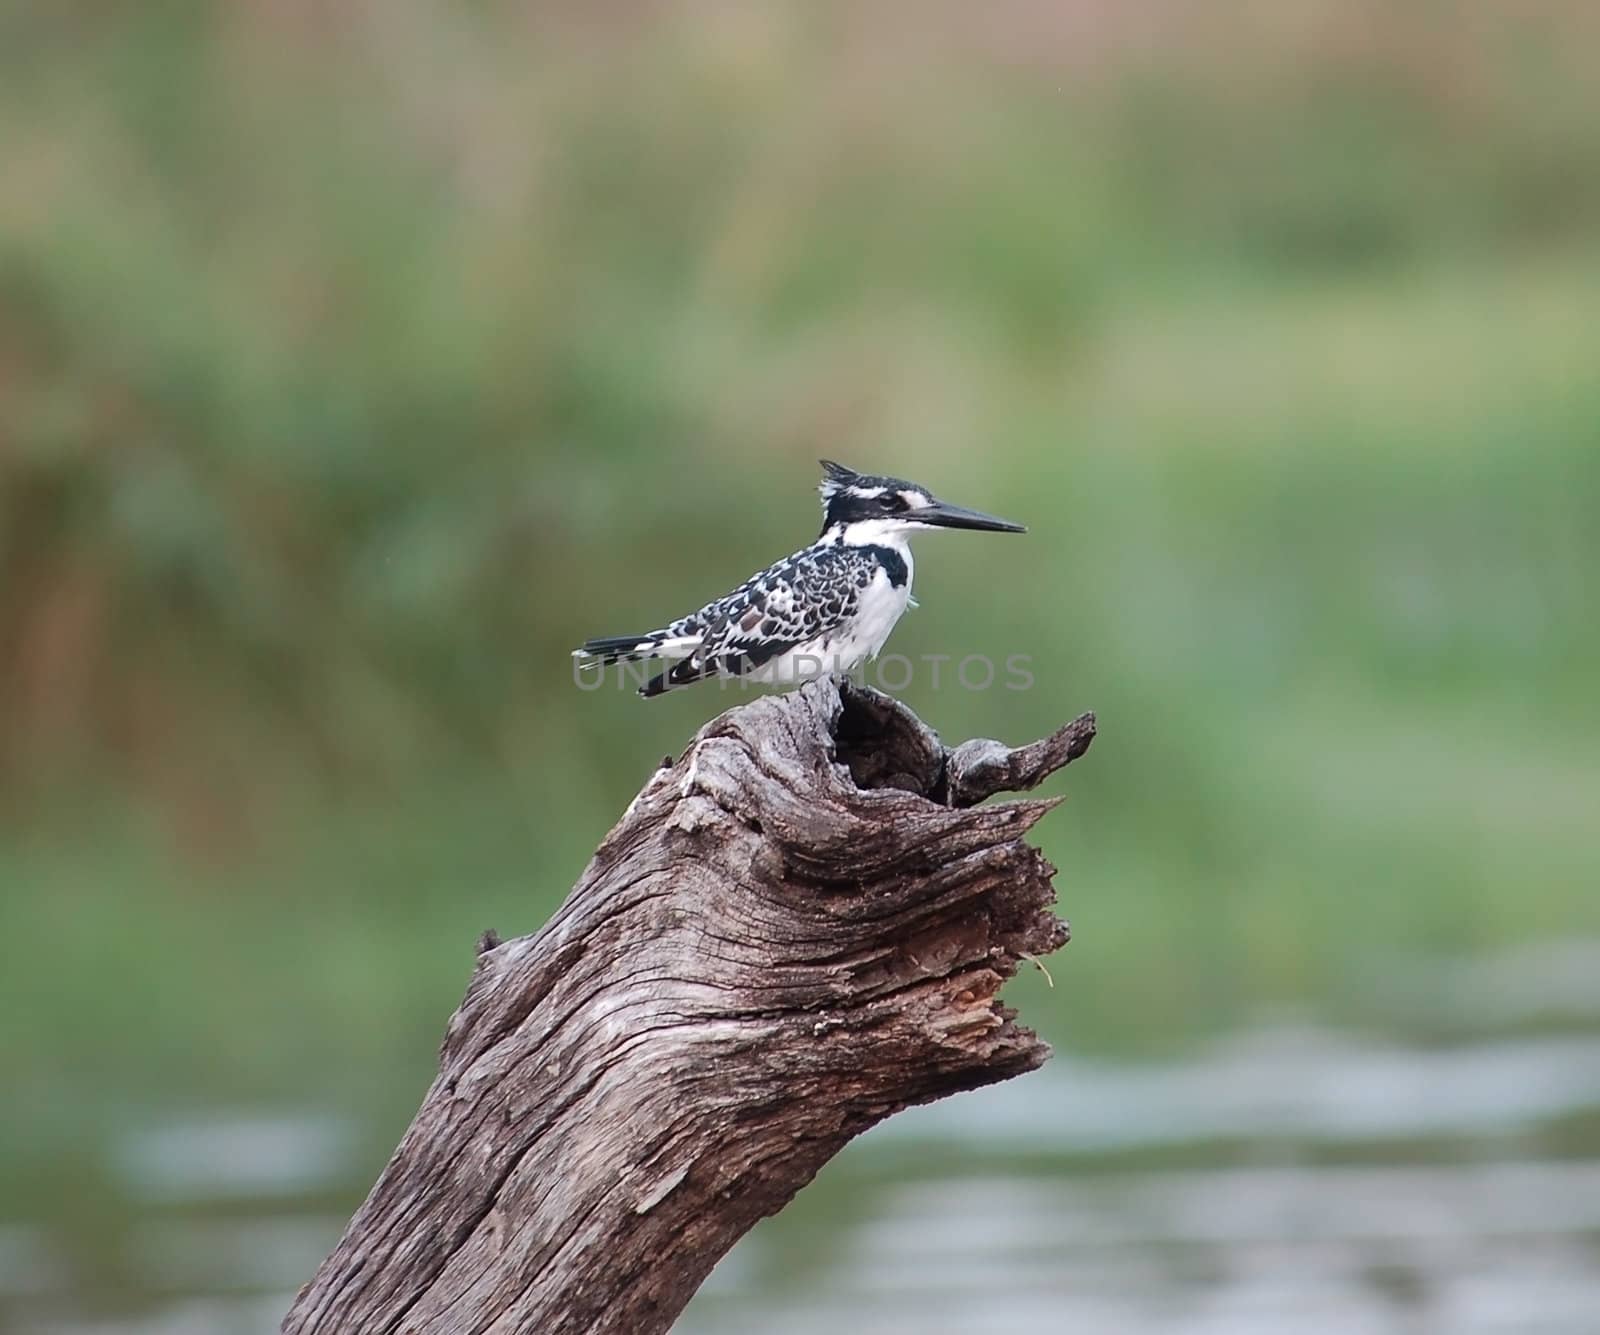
(2, 3), (1598, 1145)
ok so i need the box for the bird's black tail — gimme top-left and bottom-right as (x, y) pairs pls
(638, 657), (717, 698)
(573, 633), (661, 666)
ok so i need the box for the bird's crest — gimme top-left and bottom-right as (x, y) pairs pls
(818, 459), (860, 509)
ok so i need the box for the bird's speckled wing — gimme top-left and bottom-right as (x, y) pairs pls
(650, 545), (879, 690)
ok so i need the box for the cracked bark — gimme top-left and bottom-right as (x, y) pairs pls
(282, 680), (1095, 1335)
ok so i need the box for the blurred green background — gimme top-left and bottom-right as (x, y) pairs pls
(3, 3), (1598, 1332)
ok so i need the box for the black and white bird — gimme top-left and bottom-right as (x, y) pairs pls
(574, 460), (1026, 698)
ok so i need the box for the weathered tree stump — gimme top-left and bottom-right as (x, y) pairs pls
(283, 680), (1094, 1335)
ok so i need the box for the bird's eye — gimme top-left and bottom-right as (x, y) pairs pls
(879, 493), (904, 512)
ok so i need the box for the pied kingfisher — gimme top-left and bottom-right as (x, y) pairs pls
(574, 460), (1026, 697)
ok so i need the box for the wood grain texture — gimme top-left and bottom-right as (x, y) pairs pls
(283, 680), (1095, 1335)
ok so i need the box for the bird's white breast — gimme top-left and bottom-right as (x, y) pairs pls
(748, 562), (913, 684)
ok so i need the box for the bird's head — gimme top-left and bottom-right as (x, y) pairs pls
(817, 460), (1027, 545)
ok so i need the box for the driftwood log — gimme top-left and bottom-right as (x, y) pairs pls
(284, 680), (1094, 1335)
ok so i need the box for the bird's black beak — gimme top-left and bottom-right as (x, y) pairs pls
(918, 501), (1028, 534)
